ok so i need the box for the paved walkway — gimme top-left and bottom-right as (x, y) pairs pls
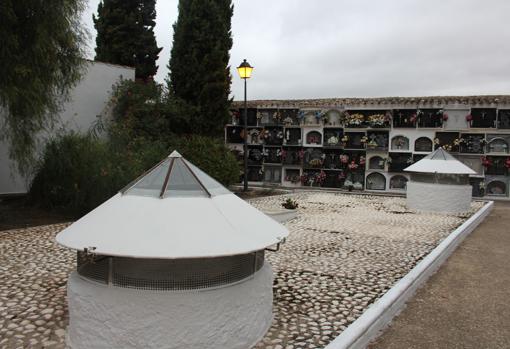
(369, 201), (510, 349)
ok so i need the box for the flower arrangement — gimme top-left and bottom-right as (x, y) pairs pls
(441, 110), (448, 121)
(410, 113), (417, 124)
(285, 174), (300, 184)
(283, 116), (293, 126)
(276, 130), (284, 139)
(367, 139), (378, 149)
(434, 137), (440, 145)
(443, 144), (453, 152)
(282, 198), (299, 209)
(505, 157), (510, 169)
(315, 171), (326, 185)
(300, 173), (309, 185)
(360, 136), (368, 144)
(367, 114), (386, 127)
(466, 114), (473, 122)
(280, 149), (287, 160)
(340, 154), (349, 164)
(359, 156), (366, 166)
(309, 158), (324, 167)
(297, 111), (305, 122)
(453, 138), (464, 146)
(341, 135), (349, 143)
(256, 111), (263, 120)
(298, 149), (305, 160)
(273, 111), (282, 122)
(348, 161), (358, 170)
(482, 156), (492, 168)
(327, 135), (339, 145)
(345, 113), (365, 126)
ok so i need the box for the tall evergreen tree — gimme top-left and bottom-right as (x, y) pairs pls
(93, 0), (162, 80)
(0, 0), (86, 174)
(168, 0), (234, 136)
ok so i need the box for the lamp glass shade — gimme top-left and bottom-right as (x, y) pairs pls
(237, 60), (253, 79)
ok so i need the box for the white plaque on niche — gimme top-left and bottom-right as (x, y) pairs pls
(444, 109), (470, 130)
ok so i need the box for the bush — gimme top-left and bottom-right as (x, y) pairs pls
(29, 133), (118, 215)
(167, 134), (239, 186)
(29, 132), (239, 216)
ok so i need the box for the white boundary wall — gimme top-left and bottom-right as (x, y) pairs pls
(0, 61), (135, 195)
(325, 200), (493, 349)
(67, 263), (274, 349)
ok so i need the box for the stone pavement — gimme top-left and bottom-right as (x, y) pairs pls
(0, 193), (485, 349)
(369, 201), (510, 349)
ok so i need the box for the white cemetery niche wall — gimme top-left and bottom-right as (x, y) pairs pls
(367, 152), (388, 171)
(365, 172), (387, 191)
(389, 129), (435, 153)
(443, 108), (470, 130)
(303, 128), (323, 147)
(457, 156), (484, 176)
(283, 128), (302, 146)
(486, 134), (510, 154)
(498, 110), (510, 129)
(391, 135), (410, 151)
(324, 109), (343, 126)
(485, 176), (508, 196)
(388, 174), (409, 191)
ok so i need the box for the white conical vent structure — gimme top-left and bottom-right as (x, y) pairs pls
(56, 151), (289, 259)
(404, 147), (476, 175)
(121, 150), (230, 198)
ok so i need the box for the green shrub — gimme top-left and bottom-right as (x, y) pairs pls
(29, 133), (116, 215)
(167, 134), (239, 186)
(29, 132), (239, 215)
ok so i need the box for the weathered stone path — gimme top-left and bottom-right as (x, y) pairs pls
(0, 193), (482, 348)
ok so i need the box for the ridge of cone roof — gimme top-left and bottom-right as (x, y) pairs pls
(168, 150), (182, 158)
(55, 152), (289, 259)
(404, 147), (476, 175)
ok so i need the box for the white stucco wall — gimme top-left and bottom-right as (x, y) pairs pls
(0, 61), (135, 195)
(67, 263), (274, 349)
(406, 181), (472, 213)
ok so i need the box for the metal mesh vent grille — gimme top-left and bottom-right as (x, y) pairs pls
(76, 251), (265, 290)
(77, 252), (110, 284)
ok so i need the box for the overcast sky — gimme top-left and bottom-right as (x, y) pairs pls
(82, 0), (510, 101)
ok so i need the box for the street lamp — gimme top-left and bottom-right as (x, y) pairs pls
(237, 59), (253, 192)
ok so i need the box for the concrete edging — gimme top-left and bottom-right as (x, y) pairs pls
(325, 200), (494, 349)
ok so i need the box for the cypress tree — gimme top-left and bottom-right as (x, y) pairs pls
(168, 0), (234, 136)
(93, 0), (162, 80)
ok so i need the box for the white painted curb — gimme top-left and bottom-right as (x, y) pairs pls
(325, 201), (494, 349)
(263, 208), (298, 223)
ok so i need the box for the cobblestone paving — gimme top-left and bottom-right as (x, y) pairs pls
(250, 192), (483, 349)
(0, 193), (483, 349)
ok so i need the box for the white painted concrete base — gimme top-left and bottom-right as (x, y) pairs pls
(67, 263), (274, 349)
(325, 201), (493, 349)
(407, 181), (472, 213)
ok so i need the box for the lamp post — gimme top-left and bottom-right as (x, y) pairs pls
(237, 59), (253, 192)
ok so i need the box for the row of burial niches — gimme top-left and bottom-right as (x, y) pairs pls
(226, 127), (389, 149)
(229, 108), (510, 129)
(226, 128), (510, 155)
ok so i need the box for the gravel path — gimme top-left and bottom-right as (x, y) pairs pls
(0, 193), (483, 349)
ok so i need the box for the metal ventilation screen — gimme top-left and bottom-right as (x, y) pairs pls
(76, 251), (265, 290)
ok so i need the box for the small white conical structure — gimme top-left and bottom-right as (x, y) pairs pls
(404, 147), (476, 175)
(56, 151), (288, 259)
